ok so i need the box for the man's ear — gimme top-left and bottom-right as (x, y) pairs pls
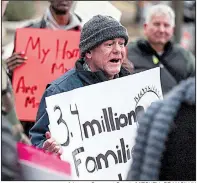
(85, 51), (92, 59)
(143, 23), (148, 30)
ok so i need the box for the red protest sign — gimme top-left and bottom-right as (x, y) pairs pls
(12, 28), (80, 122)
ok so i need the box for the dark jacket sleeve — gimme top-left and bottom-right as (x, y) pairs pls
(127, 41), (147, 73)
(29, 84), (61, 148)
(175, 45), (196, 78)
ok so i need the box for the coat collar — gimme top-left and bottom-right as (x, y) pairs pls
(137, 38), (173, 58)
(75, 58), (130, 85)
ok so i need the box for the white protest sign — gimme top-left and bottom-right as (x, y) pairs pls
(45, 68), (163, 180)
(74, 1), (122, 26)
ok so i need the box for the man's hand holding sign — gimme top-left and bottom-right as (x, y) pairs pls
(43, 131), (63, 156)
(6, 51), (27, 73)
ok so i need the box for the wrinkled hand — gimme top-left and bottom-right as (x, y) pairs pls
(42, 131), (63, 156)
(6, 51), (27, 72)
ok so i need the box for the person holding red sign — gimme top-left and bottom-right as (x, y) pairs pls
(29, 15), (130, 154)
(6, 1), (81, 73)
(5, 0), (82, 136)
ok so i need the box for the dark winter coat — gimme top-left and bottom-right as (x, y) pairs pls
(127, 39), (195, 95)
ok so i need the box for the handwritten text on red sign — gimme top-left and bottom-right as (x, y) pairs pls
(12, 28), (80, 121)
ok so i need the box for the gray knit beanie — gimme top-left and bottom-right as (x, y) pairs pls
(79, 15), (129, 57)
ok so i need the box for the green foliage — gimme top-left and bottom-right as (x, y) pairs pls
(5, 1), (36, 21)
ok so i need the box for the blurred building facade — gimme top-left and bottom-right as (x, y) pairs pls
(2, 1), (196, 60)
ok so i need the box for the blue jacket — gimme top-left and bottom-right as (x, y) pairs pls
(29, 58), (130, 147)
